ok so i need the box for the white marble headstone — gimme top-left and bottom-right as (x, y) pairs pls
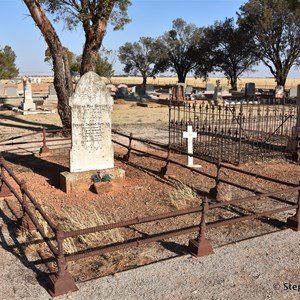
(22, 77), (36, 111)
(69, 71), (114, 172)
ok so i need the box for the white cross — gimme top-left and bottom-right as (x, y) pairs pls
(183, 125), (201, 168)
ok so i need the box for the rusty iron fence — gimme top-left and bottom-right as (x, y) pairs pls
(169, 99), (298, 165)
(0, 128), (71, 155)
(1, 130), (300, 297)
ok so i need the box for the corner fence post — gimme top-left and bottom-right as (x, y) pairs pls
(19, 180), (35, 233)
(48, 224), (78, 297)
(39, 127), (50, 156)
(0, 157), (12, 197)
(189, 198), (214, 257)
(286, 181), (300, 231)
(124, 133), (133, 162)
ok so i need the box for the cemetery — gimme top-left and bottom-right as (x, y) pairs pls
(0, 72), (300, 297)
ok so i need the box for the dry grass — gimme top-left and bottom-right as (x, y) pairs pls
(168, 181), (202, 209)
(55, 205), (124, 254)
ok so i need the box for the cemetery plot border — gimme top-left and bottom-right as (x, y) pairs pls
(169, 100), (297, 165)
(1, 132), (300, 297)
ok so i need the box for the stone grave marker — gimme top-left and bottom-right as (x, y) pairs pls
(115, 86), (128, 99)
(69, 71), (114, 172)
(22, 77), (36, 111)
(145, 84), (154, 94)
(275, 85), (285, 98)
(5, 87), (18, 97)
(213, 80), (222, 102)
(245, 82), (255, 97)
(206, 83), (214, 94)
(289, 86), (297, 98)
(48, 84), (58, 100)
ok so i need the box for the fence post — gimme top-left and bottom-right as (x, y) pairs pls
(189, 198), (214, 257)
(160, 145), (175, 178)
(124, 133), (133, 162)
(286, 182), (300, 231)
(0, 157), (12, 197)
(48, 224), (78, 297)
(19, 180), (35, 233)
(39, 127), (50, 156)
(209, 158), (221, 199)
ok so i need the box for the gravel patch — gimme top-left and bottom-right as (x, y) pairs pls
(1, 211), (300, 300)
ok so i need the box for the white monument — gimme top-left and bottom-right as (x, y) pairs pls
(69, 71), (114, 172)
(183, 125), (201, 168)
(275, 85), (285, 99)
(22, 77), (36, 111)
(213, 80), (222, 102)
(60, 71), (125, 193)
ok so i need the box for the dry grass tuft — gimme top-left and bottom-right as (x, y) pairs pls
(56, 205), (124, 254)
(168, 181), (201, 209)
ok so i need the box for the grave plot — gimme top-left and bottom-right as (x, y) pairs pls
(1, 135), (300, 296)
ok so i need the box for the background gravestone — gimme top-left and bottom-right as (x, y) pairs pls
(245, 82), (255, 98)
(206, 83), (214, 94)
(48, 84), (58, 100)
(275, 85), (285, 99)
(69, 71), (114, 172)
(4, 87), (18, 97)
(289, 86), (297, 98)
(22, 77), (36, 111)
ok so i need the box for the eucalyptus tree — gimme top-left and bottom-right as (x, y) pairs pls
(205, 18), (258, 91)
(158, 18), (213, 83)
(23, 0), (131, 128)
(118, 37), (169, 84)
(238, 0), (300, 87)
(0, 45), (19, 79)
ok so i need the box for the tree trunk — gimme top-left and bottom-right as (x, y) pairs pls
(177, 72), (186, 83)
(230, 76), (237, 91)
(276, 71), (287, 87)
(80, 3), (114, 76)
(142, 76), (147, 85)
(23, 0), (73, 129)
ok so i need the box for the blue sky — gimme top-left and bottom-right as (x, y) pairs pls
(0, 0), (299, 78)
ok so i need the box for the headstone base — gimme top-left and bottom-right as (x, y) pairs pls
(60, 168), (125, 194)
(22, 101), (36, 111)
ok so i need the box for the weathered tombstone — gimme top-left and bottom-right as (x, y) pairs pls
(70, 71), (114, 172)
(145, 84), (154, 94)
(275, 85), (285, 99)
(115, 86), (128, 99)
(22, 77), (36, 111)
(135, 85), (146, 96)
(205, 83), (214, 94)
(245, 82), (255, 98)
(289, 87), (297, 98)
(47, 84), (58, 100)
(172, 83), (185, 101)
(60, 72), (124, 193)
(185, 86), (193, 98)
(4, 87), (18, 97)
(213, 80), (222, 102)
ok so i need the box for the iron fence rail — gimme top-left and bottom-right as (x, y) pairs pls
(0, 129), (300, 297)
